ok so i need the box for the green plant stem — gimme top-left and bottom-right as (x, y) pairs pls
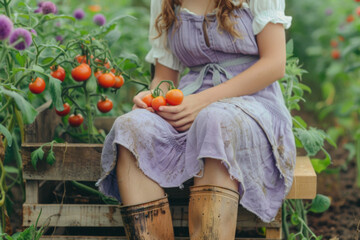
(356, 138), (360, 187)
(0, 98), (12, 113)
(83, 83), (94, 143)
(3, 0), (11, 17)
(282, 202), (290, 239)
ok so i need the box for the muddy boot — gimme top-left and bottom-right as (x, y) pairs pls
(188, 185), (240, 240)
(120, 195), (175, 240)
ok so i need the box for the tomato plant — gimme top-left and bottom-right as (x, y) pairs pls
(29, 77), (46, 94)
(50, 66), (66, 82)
(71, 63), (92, 82)
(68, 113), (84, 127)
(97, 98), (113, 113)
(55, 103), (71, 116)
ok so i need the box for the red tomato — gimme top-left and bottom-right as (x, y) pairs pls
(50, 66), (66, 81)
(142, 93), (154, 107)
(71, 63), (92, 82)
(55, 103), (71, 116)
(75, 55), (93, 64)
(151, 96), (167, 111)
(97, 98), (113, 113)
(331, 49), (340, 59)
(357, 6), (360, 16)
(113, 75), (124, 89)
(94, 70), (103, 79)
(97, 73), (115, 88)
(29, 77), (46, 94)
(330, 40), (338, 48)
(165, 89), (184, 106)
(346, 15), (355, 23)
(68, 113), (84, 127)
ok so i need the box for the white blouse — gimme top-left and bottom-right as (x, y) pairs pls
(145, 0), (292, 71)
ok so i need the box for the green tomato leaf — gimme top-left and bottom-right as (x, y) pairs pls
(4, 166), (19, 174)
(46, 150), (56, 166)
(43, 14), (76, 22)
(311, 150), (332, 174)
(293, 127), (326, 156)
(31, 147), (44, 170)
(0, 123), (12, 147)
(308, 194), (331, 213)
(32, 65), (44, 73)
(286, 39), (294, 57)
(0, 86), (38, 124)
(48, 75), (63, 110)
(85, 73), (98, 94)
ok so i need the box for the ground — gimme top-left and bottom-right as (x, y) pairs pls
(307, 139), (360, 240)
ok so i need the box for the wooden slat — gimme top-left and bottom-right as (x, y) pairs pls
(286, 156), (317, 199)
(40, 237), (278, 240)
(23, 204), (281, 228)
(25, 181), (39, 204)
(22, 143), (103, 181)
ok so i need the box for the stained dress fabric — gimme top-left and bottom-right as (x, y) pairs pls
(97, 0), (296, 223)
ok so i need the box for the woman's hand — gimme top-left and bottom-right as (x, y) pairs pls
(156, 94), (209, 132)
(132, 90), (155, 113)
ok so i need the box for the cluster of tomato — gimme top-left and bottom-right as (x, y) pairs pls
(142, 81), (184, 111)
(28, 54), (125, 127)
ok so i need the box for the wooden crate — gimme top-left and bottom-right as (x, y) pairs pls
(22, 102), (317, 239)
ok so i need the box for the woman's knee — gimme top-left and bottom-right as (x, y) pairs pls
(194, 158), (238, 191)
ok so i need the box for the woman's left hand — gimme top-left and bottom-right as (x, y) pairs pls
(157, 94), (208, 132)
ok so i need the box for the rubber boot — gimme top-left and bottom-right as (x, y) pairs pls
(188, 185), (240, 240)
(120, 195), (175, 240)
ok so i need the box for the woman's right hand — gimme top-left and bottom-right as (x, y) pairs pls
(132, 90), (155, 113)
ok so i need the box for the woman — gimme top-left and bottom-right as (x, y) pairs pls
(97, 0), (295, 239)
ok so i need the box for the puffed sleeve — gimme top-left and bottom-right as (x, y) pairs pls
(248, 0), (292, 35)
(145, 0), (184, 72)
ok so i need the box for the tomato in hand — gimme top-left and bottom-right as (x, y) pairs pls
(50, 66), (66, 82)
(68, 113), (84, 127)
(97, 98), (113, 113)
(166, 89), (184, 106)
(151, 96), (167, 111)
(113, 75), (124, 89)
(29, 77), (46, 94)
(71, 63), (92, 82)
(142, 93), (154, 107)
(97, 73), (115, 88)
(55, 103), (71, 116)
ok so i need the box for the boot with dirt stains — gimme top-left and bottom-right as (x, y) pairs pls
(188, 185), (240, 240)
(120, 195), (175, 240)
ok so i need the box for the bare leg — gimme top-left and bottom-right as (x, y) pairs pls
(116, 145), (165, 205)
(194, 158), (238, 191)
(189, 158), (240, 240)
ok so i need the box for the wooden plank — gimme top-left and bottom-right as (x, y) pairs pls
(40, 237), (278, 240)
(24, 101), (61, 143)
(23, 204), (281, 228)
(22, 143), (103, 181)
(266, 228), (282, 239)
(286, 156), (317, 199)
(25, 181), (39, 204)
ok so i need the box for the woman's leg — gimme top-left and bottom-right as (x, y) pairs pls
(116, 145), (165, 205)
(189, 158), (240, 240)
(116, 145), (174, 240)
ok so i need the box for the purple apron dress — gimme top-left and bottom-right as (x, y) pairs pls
(97, 7), (296, 223)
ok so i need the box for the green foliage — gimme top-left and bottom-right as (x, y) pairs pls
(279, 41), (333, 239)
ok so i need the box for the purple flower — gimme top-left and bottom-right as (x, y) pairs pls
(93, 14), (106, 26)
(30, 29), (37, 36)
(55, 35), (63, 43)
(34, 8), (42, 13)
(0, 15), (13, 40)
(37, 1), (44, 7)
(73, 8), (85, 20)
(325, 8), (333, 16)
(9, 28), (33, 50)
(41, 1), (56, 14)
